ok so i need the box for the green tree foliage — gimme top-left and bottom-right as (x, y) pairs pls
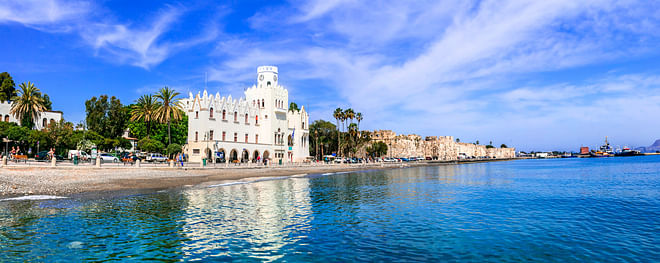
(40, 94), (52, 111)
(10, 82), (46, 129)
(154, 86), (183, 145)
(85, 95), (109, 135)
(500, 144), (508, 148)
(309, 119), (337, 158)
(486, 145), (495, 149)
(85, 95), (128, 139)
(126, 114), (187, 146)
(0, 72), (16, 102)
(0, 120), (82, 157)
(130, 95), (159, 137)
(366, 141), (388, 157)
(288, 102), (300, 112)
(138, 137), (165, 153)
(333, 108), (343, 156)
(166, 143), (182, 158)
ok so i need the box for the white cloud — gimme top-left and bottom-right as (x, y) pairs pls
(0, 0), (90, 31)
(0, 1), (218, 69)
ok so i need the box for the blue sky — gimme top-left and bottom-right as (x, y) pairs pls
(1, 0), (660, 151)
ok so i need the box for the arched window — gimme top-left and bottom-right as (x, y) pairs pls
(4, 115), (8, 122)
(195, 132), (198, 142)
(209, 130), (214, 140)
(222, 110), (226, 120)
(234, 133), (237, 142)
(257, 99), (260, 107)
(210, 108), (214, 118)
(195, 111), (199, 119)
(43, 118), (47, 128)
(50, 119), (55, 125)
(255, 115), (258, 125)
(262, 100), (264, 107)
(222, 131), (226, 141)
(234, 112), (237, 122)
(245, 113), (248, 123)
(255, 134), (259, 144)
(245, 133), (248, 143)
(267, 81), (271, 87)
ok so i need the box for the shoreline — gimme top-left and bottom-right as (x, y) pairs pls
(0, 159), (516, 198)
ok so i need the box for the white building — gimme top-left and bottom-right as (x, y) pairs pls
(181, 66), (310, 164)
(0, 101), (63, 129)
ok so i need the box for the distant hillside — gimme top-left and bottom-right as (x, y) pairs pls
(637, 139), (660, 153)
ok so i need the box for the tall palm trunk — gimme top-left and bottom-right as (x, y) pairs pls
(167, 120), (171, 145)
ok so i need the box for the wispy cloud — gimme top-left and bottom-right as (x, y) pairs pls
(0, 0), (90, 31)
(0, 1), (218, 69)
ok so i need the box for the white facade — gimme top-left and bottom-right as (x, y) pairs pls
(181, 66), (310, 164)
(0, 101), (63, 129)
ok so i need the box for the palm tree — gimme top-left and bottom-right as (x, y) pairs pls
(333, 108), (343, 157)
(344, 108), (355, 127)
(355, 112), (363, 131)
(10, 82), (46, 129)
(154, 86), (183, 145)
(131, 94), (160, 137)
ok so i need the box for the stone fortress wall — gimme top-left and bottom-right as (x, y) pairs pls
(371, 130), (515, 160)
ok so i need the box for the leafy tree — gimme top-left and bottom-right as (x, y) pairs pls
(367, 141), (388, 157)
(118, 137), (132, 150)
(85, 95), (110, 135)
(288, 102), (300, 112)
(309, 119), (337, 158)
(0, 72), (16, 102)
(107, 96), (128, 138)
(166, 143), (182, 158)
(85, 95), (127, 139)
(138, 137), (165, 153)
(10, 82), (46, 129)
(486, 145), (495, 149)
(40, 93), (52, 111)
(45, 120), (74, 152)
(476, 140), (480, 145)
(154, 86), (183, 145)
(500, 144), (508, 148)
(126, 114), (187, 146)
(77, 139), (95, 152)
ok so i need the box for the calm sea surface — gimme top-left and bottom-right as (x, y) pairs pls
(1, 156), (660, 262)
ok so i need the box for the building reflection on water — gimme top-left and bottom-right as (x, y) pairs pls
(180, 177), (312, 261)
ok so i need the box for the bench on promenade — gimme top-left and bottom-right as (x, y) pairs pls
(13, 155), (28, 163)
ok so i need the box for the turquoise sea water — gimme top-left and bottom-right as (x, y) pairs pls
(1, 156), (660, 262)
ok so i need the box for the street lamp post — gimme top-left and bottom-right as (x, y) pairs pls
(315, 130), (319, 161)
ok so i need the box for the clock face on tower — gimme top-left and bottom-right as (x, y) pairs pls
(273, 75), (277, 81)
(259, 74), (264, 81)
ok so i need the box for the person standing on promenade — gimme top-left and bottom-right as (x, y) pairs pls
(178, 153), (184, 167)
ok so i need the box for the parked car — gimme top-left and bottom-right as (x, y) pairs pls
(35, 151), (64, 160)
(68, 150), (90, 160)
(146, 153), (167, 163)
(99, 153), (119, 163)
